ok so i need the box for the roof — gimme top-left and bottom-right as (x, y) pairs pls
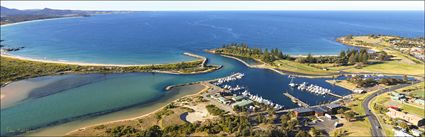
(326, 104), (343, 109)
(232, 96), (244, 101)
(311, 107), (327, 113)
(232, 99), (253, 107)
(218, 97), (229, 102)
(294, 108), (313, 113)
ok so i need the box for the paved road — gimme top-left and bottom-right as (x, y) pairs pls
(363, 81), (420, 137)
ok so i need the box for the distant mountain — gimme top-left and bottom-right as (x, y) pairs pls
(1, 6), (131, 25)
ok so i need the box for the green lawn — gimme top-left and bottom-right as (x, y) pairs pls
(272, 60), (337, 75)
(400, 103), (425, 117)
(345, 60), (424, 76)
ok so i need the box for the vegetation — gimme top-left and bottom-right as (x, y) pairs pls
(347, 75), (405, 88)
(0, 56), (219, 86)
(215, 43), (290, 63)
(205, 105), (226, 116)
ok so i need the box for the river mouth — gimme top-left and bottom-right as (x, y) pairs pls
(1, 11), (423, 136)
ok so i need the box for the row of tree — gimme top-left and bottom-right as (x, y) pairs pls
(296, 49), (370, 65)
(348, 76), (406, 88)
(217, 43), (290, 63)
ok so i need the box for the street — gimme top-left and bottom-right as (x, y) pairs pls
(363, 82), (420, 137)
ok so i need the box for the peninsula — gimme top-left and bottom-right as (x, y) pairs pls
(0, 53), (221, 86)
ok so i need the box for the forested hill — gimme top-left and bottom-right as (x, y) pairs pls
(0, 6), (132, 25)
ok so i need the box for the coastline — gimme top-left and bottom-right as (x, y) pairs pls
(0, 53), (198, 67)
(0, 52), (221, 88)
(64, 83), (210, 136)
(0, 16), (83, 28)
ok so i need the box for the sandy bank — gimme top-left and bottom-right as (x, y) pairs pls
(0, 53), (198, 67)
(64, 83), (209, 136)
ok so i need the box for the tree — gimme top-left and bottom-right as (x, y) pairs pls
(337, 108), (345, 114)
(296, 131), (312, 137)
(339, 50), (346, 59)
(398, 121), (410, 131)
(344, 111), (356, 121)
(280, 113), (291, 126)
(348, 53), (357, 65)
(333, 129), (348, 137)
(309, 127), (320, 137)
(306, 53), (314, 63)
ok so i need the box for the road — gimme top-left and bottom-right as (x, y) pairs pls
(363, 81), (420, 137)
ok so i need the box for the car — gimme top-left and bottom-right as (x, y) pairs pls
(376, 126), (381, 129)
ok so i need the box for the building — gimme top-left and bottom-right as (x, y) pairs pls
(325, 104), (343, 114)
(211, 93), (231, 104)
(386, 108), (425, 127)
(411, 129), (423, 137)
(311, 106), (328, 116)
(391, 92), (406, 101)
(294, 108), (315, 117)
(217, 97), (231, 104)
(231, 99), (253, 108)
(353, 88), (366, 94)
(414, 99), (425, 106)
(394, 129), (413, 137)
(231, 95), (245, 102)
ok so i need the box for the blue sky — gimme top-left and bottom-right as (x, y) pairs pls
(1, 1), (424, 11)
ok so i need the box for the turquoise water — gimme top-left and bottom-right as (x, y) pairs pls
(1, 11), (424, 135)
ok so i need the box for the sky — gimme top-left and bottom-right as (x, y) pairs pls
(1, 1), (424, 11)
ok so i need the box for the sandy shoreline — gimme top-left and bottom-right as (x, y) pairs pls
(0, 16), (83, 28)
(0, 53), (199, 67)
(64, 83), (209, 136)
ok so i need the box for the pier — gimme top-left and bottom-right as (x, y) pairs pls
(283, 92), (310, 107)
(326, 92), (343, 98)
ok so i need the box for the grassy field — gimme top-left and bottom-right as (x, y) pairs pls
(272, 60), (338, 76)
(344, 60), (424, 76)
(338, 35), (424, 76)
(400, 103), (425, 117)
(396, 82), (425, 98)
(330, 80), (357, 90)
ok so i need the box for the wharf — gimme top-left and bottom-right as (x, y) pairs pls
(283, 92), (310, 107)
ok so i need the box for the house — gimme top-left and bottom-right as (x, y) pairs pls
(353, 88), (366, 94)
(414, 99), (425, 106)
(311, 106), (327, 116)
(394, 129), (413, 137)
(325, 104), (344, 114)
(217, 97), (231, 104)
(231, 99), (253, 108)
(210, 93), (231, 104)
(294, 108), (315, 117)
(386, 108), (425, 127)
(411, 129), (423, 137)
(391, 92), (406, 101)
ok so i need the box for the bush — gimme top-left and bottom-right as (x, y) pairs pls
(206, 105), (225, 116)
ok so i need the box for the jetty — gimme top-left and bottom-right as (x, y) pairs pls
(283, 92), (309, 107)
(183, 52), (207, 67)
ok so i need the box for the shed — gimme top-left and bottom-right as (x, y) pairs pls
(294, 108), (314, 117)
